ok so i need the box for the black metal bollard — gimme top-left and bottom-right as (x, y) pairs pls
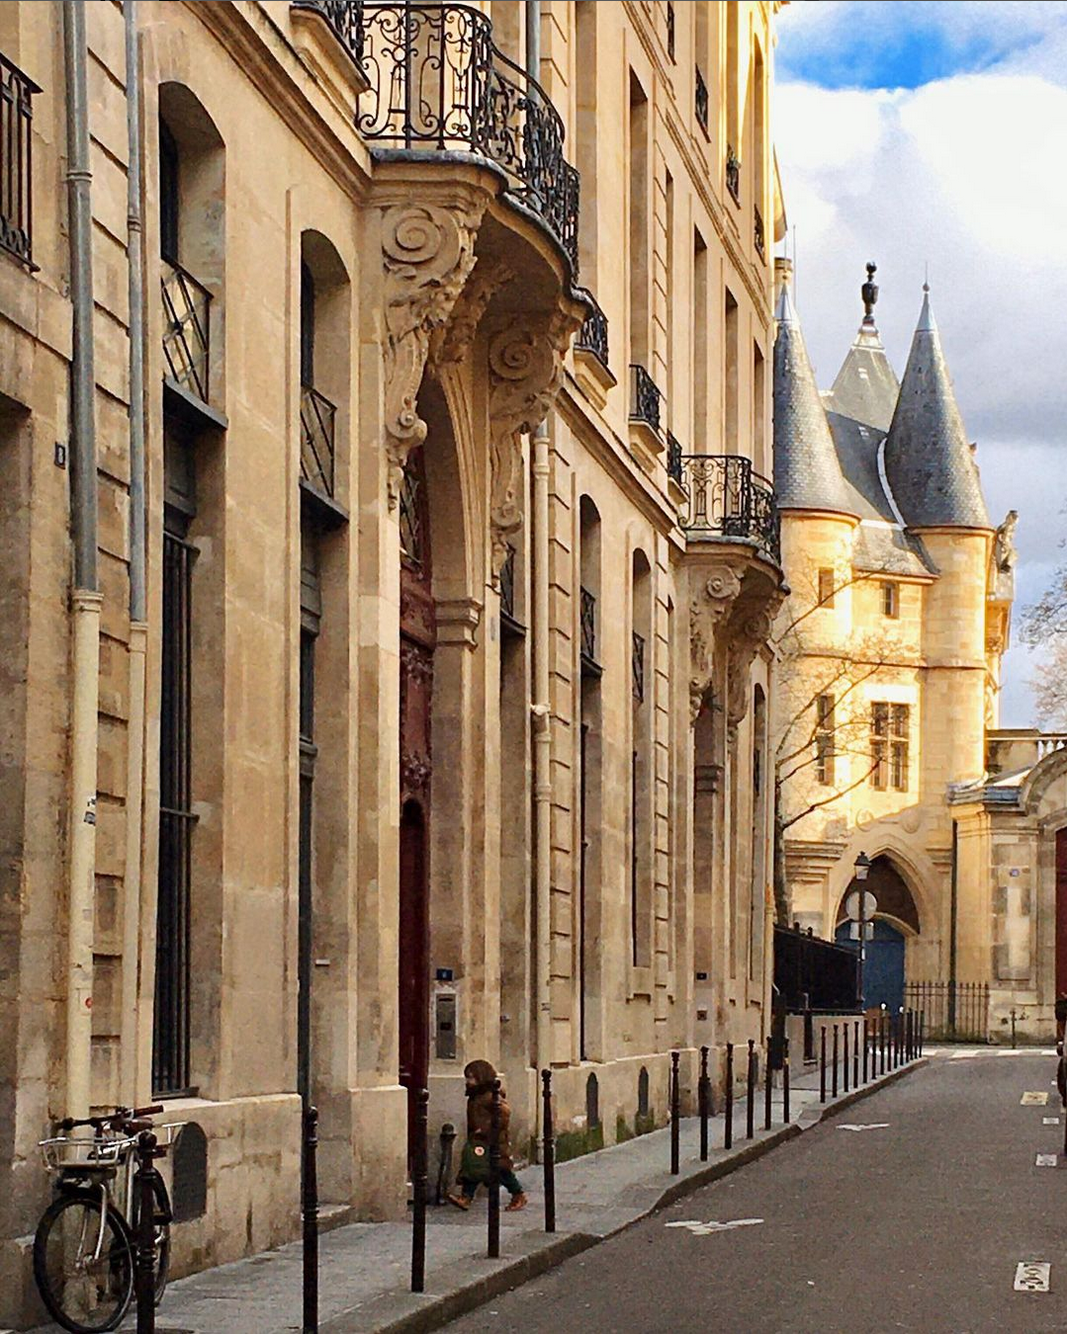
(435, 1121), (456, 1206)
(698, 1045), (710, 1162)
(764, 1039), (773, 1131)
(135, 1131), (162, 1334)
(908, 1010), (914, 1060)
(783, 1037), (791, 1124)
(411, 1091), (429, 1293)
(541, 1069), (556, 1234)
(820, 1027), (827, 1104)
(843, 1022), (850, 1094)
(832, 1025), (839, 1099)
(724, 1043), (734, 1149)
(302, 1105), (319, 1333)
(670, 1050), (681, 1175)
(920, 1011), (925, 1056)
(488, 1080), (501, 1259)
(880, 1014), (887, 1075)
(853, 1021), (860, 1088)
(746, 1039), (756, 1140)
(862, 1017), (869, 1084)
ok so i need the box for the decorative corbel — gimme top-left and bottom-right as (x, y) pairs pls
(429, 256), (515, 371)
(688, 565), (743, 724)
(486, 315), (569, 580)
(381, 201), (485, 506)
(724, 607), (776, 740)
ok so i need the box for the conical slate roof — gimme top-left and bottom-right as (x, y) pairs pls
(824, 263), (900, 432)
(773, 281), (858, 518)
(882, 287), (990, 530)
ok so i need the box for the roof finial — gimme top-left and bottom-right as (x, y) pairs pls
(861, 261), (878, 326)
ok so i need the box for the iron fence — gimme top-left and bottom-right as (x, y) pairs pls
(359, 3), (579, 270)
(677, 453), (780, 562)
(629, 363), (662, 434)
(300, 384), (337, 499)
(162, 259), (211, 403)
(904, 980), (989, 1042)
(774, 924), (860, 1014)
(726, 145), (741, 205)
(695, 65), (708, 134)
(0, 52), (39, 267)
(575, 292), (609, 368)
(291, 0), (365, 66)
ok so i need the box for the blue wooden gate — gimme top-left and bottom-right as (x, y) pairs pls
(835, 918), (905, 1012)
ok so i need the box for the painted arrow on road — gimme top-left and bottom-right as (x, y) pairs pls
(836, 1123), (890, 1132)
(665, 1218), (764, 1236)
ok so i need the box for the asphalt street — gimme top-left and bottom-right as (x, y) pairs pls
(445, 1049), (1067, 1334)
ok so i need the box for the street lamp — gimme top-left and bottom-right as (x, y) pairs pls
(854, 852), (871, 1011)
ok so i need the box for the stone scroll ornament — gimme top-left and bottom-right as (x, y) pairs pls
(688, 565), (743, 724)
(381, 201), (484, 507)
(724, 607), (777, 741)
(487, 316), (569, 580)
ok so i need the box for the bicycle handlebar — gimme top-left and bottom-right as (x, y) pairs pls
(57, 1103), (165, 1133)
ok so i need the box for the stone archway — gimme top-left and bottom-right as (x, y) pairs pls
(835, 854), (921, 1009)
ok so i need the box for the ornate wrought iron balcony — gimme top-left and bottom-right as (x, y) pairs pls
(754, 205), (765, 261)
(726, 145), (741, 205)
(0, 53), (40, 268)
(162, 259), (212, 403)
(629, 363), (663, 435)
(695, 66), (708, 135)
(291, 0), (365, 67)
(301, 384), (337, 498)
(359, 4), (579, 270)
(575, 292), (609, 368)
(677, 454), (780, 563)
(666, 432), (683, 485)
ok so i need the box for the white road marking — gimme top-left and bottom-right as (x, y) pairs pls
(665, 1218), (764, 1236)
(1035, 1153), (1058, 1167)
(1043, 1116), (1061, 1125)
(1021, 1092), (1050, 1105)
(837, 1123), (890, 1132)
(1014, 1262), (1051, 1292)
(999, 1050), (1029, 1056)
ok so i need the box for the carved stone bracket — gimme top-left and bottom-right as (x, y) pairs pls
(429, 256), (515, 370)
(382, 200), (485, 506)
(725, 606), (776, 741)
(689, 564), (743, 724)
(487, 314), (570, 581)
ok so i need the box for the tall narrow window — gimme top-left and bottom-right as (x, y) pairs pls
(300, 262), (315, 389)
(693, 229), (708, 449)
(579, 497), (603, 1057)
(753, 341), (766, 471)
(665, 170), (674, 415)
(160, 122), (180, 265)
(749, 685), (768, 980)
(297, 530), (320, 1103)
(631, 549), (652, 968)
(815, 694), (835, 785)
(871, 703), (909, 791)
(725, 288), (739, 453)
(882, 581), (899, 618)
(575, 3), (599, 278)
(726, 1), (739, 160)
(629, 72), (650, 367)
(818, 568), (835, 608)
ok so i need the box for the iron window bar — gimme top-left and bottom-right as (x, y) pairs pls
(754, 205), (765, 260)
(726, 145), (741, 205)
(629, 363), (663, 435)
(580, 586), (597, 669)
(676, 453), (780, 562)
(162, 258), (212, 403)
(291, 0), (365, 67)
(575, 291), (609, 369)
(500, 544), (524, 634)
(358, 3), (580, 271)
(695, 65), (708, 135)
(0, 51), (40, 269)
(666, 431), (683, 485)
(300, 383), (337, 499)
(631, 631), (645, 703)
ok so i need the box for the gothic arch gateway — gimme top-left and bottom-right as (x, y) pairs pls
(835, 854), (921, 1011)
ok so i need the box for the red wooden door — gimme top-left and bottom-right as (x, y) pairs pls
(1056, 828), (1067, 999)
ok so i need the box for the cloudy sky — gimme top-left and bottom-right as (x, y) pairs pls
(774, 0), (1067, 726)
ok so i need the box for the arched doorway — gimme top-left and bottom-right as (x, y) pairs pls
(835, 855), (920, 1011)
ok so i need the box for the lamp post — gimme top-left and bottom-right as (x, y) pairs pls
(854, 852), (871, 1012)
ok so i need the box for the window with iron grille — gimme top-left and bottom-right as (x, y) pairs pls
(632, 631), (645, 703)
(871, 701), (909, 791)
(580, 586), (597, 667)
(0, 53), (41, 269)
(817, 567), (835, 608)
(399, 461), (423, 566)
(815, 694), (835, 785)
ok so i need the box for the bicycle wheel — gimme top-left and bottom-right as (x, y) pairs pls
(130, 1171), (172, 1304)
(33, 1191), (133, 1333)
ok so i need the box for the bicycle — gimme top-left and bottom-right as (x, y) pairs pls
(33, 1103), (182, 1333)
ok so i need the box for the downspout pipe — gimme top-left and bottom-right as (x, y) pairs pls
(525, 0), (540, 78)
(64, 0), (102, 1121)
(120, 0), (148, 1106)
(531, 421), (551, 1088)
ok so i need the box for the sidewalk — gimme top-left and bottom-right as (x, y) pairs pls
(28, 1056), (924, 1334)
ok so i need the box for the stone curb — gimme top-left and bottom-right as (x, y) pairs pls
(321, 1058), (928, 1334)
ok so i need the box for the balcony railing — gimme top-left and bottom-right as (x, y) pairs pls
(575, 292), (609, 368)
(629, 363), (663, 435)
(580, 586), (597, 667)
(726, 145), (741, 205)
(291, 0), (365, 67)
(631, 631), (645, 703)
(359, 4), (580, 270)
(0, 53), (40, 268)
(162, 259), (212, 403)
(754, 205), (765, 261)
(695, 66), (708, 135)
(677, 453), (780, 562)
(301, 384), (337, 499)
(666, 431), (683, 485)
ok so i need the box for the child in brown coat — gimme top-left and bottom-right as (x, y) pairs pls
(448, 1059), (528, 1212)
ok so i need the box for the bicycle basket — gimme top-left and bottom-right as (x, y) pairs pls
(39, 1134), (136, 1171)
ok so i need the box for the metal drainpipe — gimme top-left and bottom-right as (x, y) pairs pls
(120, 0), (148, 1106)
(64, 0), (102, 1121)
(525, 0), (540, 77)
(531, 421), (552, 1086)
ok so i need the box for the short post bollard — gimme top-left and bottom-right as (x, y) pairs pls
(746, 1039), (756, 1140)
(783, 1037), (791, 1124)
(724, 1043), (734, 1149)
(853, 1021), (860, 1088)
(820, 1027), (827, 1104)
(832, 1025), (839, 1098)
(698, 1045), (711, 1162)
(1011, 1007), (1017, 1049)
(435, 1121), (456, 1206)
(862, 1018), (869, 1084)
(920, 1011), (925, 1056)
(843, 1022), (850, 1094)
(411, 1091), (429, 1294)
(764, 1039), (773, 1131)
(488, 1080), (501, 1259)
(135, 1130), (162, 1334)
(541, 1069), (556, 1234)
(908, 1010), (914, 1060)
(670, 1050), (681, 1175)
(880, 1014), (887, 1075)
(302, 1105), (319, 1333)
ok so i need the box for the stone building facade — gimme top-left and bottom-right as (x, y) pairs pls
(0, 1), (786, 1320)
(773, 257), (1019, 1027)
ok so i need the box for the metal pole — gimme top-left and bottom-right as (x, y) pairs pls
(832, 1025), (839, 1098)
(541, 1069), (555, 1233)
(302, 1105), (319, 1332)
(862, 1018), (869, 1084)
(135, 1131), (159, 1334)
(488, 1080), (501, 1259)
(411, 1091), (428, 1294)
(435, 1122), (456, 1206)
(764, 1039), (773, 1130)
(819, 1027), (826, 1104)
(699, 1045), (710, 1161)
(746, 1039), (755, 1140)
(783, 1037), (791, 1124)
(670, 1050), (681, 1174)
(843, 1022), (850, 1093)
(853, 1020), (860, 1086)
(724, 1043), (734, 1149)
(880, 1013), (886, 1075)
(1011, 1007), (1017, 1049)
